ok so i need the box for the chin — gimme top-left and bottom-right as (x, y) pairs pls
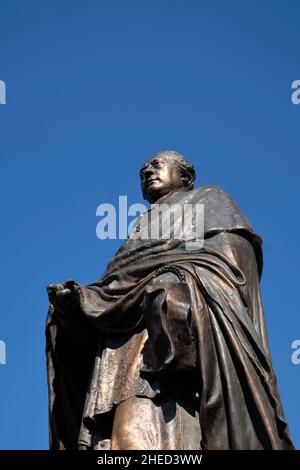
(144, 186), (161, 200)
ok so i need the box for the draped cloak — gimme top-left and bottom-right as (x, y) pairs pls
(45, 185), (294, 450)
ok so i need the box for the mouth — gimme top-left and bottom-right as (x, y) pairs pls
(146, 178), (160, 187)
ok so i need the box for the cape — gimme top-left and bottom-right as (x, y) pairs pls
(46, 186), (294, 450)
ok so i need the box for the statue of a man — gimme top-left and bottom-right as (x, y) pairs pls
(46, 151), (294, 450)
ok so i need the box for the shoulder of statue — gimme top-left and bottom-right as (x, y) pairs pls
(196, 185), (263, 277)
(194, 185), (236, 204)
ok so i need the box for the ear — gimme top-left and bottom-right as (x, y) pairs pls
(181, 174), (191, 187)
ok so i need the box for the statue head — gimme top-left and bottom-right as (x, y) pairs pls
(140, 150), (196, 203)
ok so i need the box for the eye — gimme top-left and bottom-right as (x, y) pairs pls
(152, 160), (162, 168)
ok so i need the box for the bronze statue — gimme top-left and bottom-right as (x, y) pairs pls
(46, 150), (294, 450)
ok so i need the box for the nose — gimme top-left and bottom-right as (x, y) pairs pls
(144, 166), (155, 177)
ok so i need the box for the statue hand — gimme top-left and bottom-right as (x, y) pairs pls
(47, 279), (80, 314)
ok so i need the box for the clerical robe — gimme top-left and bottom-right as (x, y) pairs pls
(46, 186), (294, 450)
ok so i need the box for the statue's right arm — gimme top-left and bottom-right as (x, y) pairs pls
(47, 278), (136, 331)
(47, 279), (112, 331)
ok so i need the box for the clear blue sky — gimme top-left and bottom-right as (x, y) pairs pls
(0, 0), (299, 449)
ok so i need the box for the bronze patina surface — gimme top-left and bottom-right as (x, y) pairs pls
(46, 151), (294, 450)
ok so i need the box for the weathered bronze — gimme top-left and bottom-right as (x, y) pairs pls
(46, 150), (294, 450)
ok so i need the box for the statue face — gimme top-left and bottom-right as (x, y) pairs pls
(140, 156), (185, 203)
